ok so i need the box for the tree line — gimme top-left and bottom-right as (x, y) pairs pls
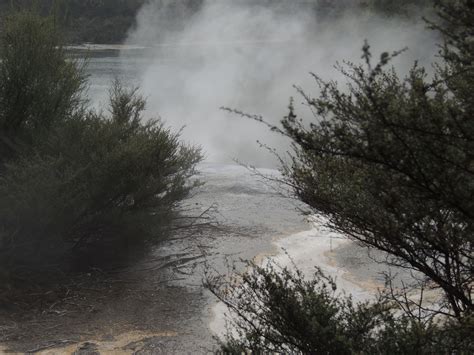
(0, 0), (432, 44)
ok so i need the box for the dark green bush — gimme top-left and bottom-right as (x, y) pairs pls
(206, 261), (473, 354)
(277, 0), (473, 319)
(225, 0), (472, 320)
(216, 0), (472, 352)
(0, 10), (202, 278)
(0, 10), (86, 162)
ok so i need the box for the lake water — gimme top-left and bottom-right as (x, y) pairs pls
(73, 44), (296, 167)
(70, 46), (150, 108)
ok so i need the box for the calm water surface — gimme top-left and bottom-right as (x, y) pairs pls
(71, 47), (150, 106)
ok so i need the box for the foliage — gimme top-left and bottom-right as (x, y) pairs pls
(0, 0), (432, 44)
(0, 0), (205, 44)
(360, 0), (433, 16)
(61, 0), (147, 44)
(229, 0), (473, 319)
(0, 10), (86, 163)
(215, 0), (473, 352)
(206, 261), (473, 354)
(0, 10), (202, 277)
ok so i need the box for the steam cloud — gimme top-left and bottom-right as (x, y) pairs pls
(124, 0), (437, 167)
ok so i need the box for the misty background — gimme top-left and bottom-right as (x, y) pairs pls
(110, 0), (439, 167)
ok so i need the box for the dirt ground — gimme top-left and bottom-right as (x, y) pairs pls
(0, 246), (216, 354)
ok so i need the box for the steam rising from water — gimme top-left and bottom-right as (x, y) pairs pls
(125, 0), (437, 167)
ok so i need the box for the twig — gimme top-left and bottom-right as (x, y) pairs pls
(27, 340), (76, 353)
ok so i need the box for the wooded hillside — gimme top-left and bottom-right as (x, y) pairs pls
(0, 0), (146, 43)
(0, 0), (432, 44)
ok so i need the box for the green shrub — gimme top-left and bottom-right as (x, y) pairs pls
(206, 261), (473, 354)
(226, 0), (473, 319)
(0, 10), (202, 278)
(0, 10), (86, 163)
(216, 0), (472, 351)
(0, 85), (201, 271)
(277, 0), (473, 319)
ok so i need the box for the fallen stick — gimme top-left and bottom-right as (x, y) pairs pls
(27, 340), (76, 353)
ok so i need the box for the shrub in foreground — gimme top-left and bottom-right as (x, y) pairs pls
(0, 10), (202, 278)
(275, 0), (473, 319)
(217, 0), (473, 351)
(206, 261), (473, 354)
(226, 0), (473, 320)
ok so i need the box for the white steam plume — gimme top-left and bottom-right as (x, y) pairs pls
(124, 0), (438, 167)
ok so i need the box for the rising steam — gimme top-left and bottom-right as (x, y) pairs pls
(124, 0), (437, 167)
